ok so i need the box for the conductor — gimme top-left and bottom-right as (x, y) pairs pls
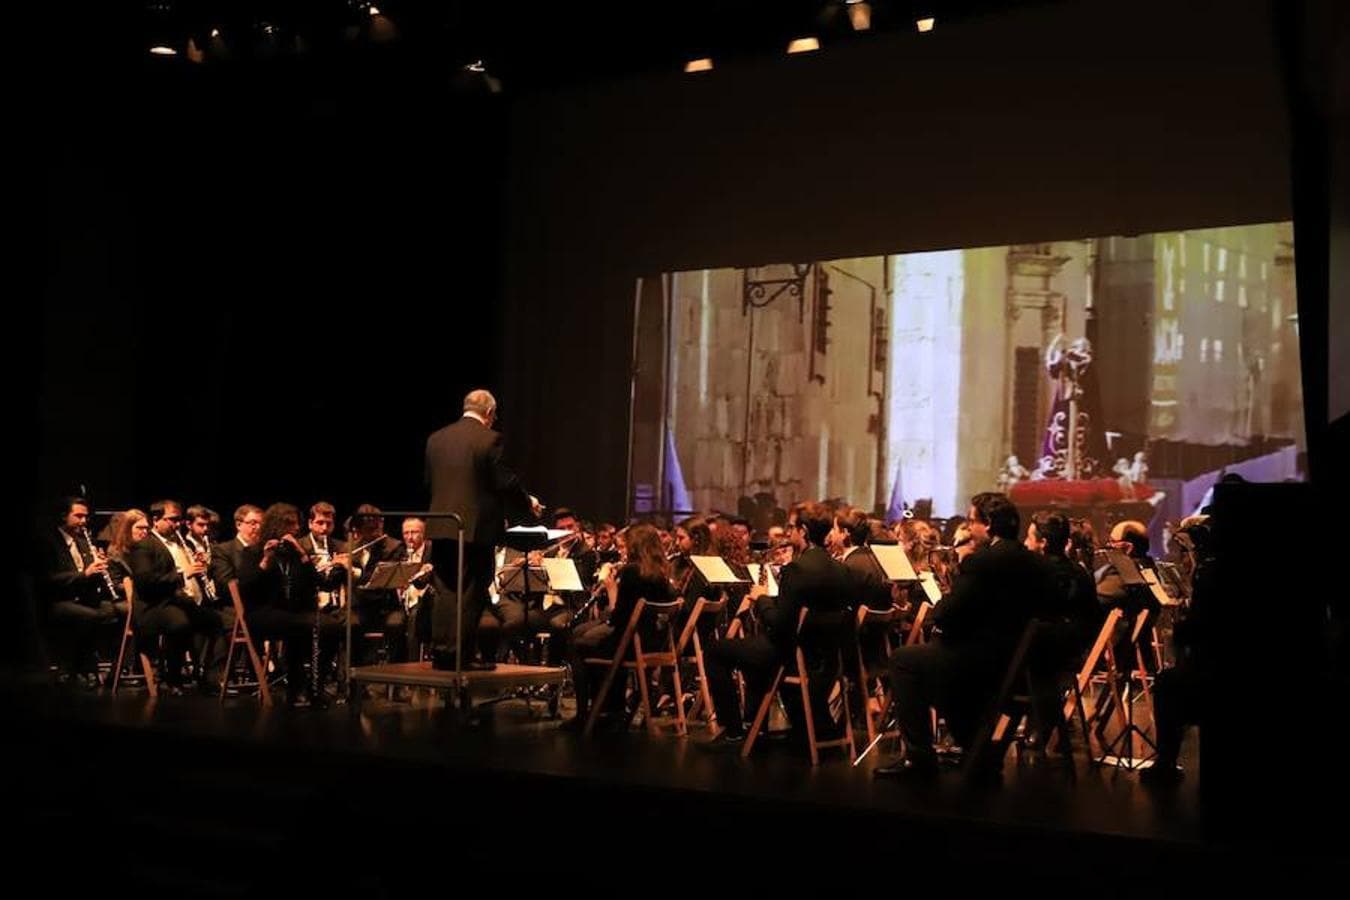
(425, 389), (541, 671)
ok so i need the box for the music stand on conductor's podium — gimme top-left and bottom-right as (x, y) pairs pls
(347, 514), (567, 717)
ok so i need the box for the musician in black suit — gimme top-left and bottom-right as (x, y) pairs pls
(237, 503), (344, 707)
(348, 504), (407, 662)
(129, 500), (226, 690)
(209, 504), (263, 604)
(876, 493), (1055, 779)
(702, 502), (853, 747)
(298, 502), (350, 599)
(1023, 511), (1101, 748)
(424, 389), (540, 670)
(836, 507), (893, 612)
(37, 497), (119, 679)
(399, 517), (436, 661)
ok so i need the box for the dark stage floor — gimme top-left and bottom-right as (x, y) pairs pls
(9, 675), (1344, 896)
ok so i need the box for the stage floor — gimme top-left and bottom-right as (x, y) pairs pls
(8, 673), (1344, 894)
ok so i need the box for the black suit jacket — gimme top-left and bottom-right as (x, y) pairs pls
(300, 534), (349, 591)
(761, 545), (852, 657)
(37, 529), (100, 606)
(932, 538), (1055, 652)
(209, 537), (249, 599)
(424, 416), (531, 545)
(842, 546), (893, 611)
(129, 535), (186, 608)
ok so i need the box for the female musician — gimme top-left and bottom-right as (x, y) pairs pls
(567, 524), (673, 725)
(238, 503), (344, 708)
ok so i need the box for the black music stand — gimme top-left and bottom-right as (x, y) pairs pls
(344, 511), (464, 698)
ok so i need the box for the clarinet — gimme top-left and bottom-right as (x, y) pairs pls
(82, 527), (120, 604)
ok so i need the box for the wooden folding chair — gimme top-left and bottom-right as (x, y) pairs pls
(219, 581), (271, 705)
(110, 579), (156, 697)
(676, 596), (727, 731)
(742, 609), (857, 765)
(854, 604), (902, 746)
(583, 599), (685, 737)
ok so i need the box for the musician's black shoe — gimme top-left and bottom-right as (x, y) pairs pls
(698, 727), (747, 751)
(874, 757), (939, 780)
(1139, 762), (1184, 787)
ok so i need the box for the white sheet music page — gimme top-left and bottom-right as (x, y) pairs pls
(541, 558), (584, 592)
(919, 571), (943, 604)
(871, 544), (918, 582)
(690, 555), (748, 584)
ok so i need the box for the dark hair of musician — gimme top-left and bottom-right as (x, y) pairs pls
(678, 516), (713, 555)
(260, 503), (302, 543)
(186, 505), (219, 526)
(840, 507), (871, 547)
(109, 508), (149, 560)
(713, 524), (750, 565)
(1068, 518), (1096, 569)
(869, 519), (898, 545)
(58, 496), (90, 521)
(351, 503), (383, 528)
(625, 524), (669, 582)
(149, 499), (182, 522)
(1031, 511), (1071, 557)
(551, 507), (577, 527)
(309, 501), (336, 521)
(234, 504), (263, 526)
(972, 493), (1019, 541)
(794, 501), (834, 547)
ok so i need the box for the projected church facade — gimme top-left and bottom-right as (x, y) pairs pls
(632, 222), (1302, 521)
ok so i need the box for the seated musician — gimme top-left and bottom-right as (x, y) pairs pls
(37, 496), (120, 684)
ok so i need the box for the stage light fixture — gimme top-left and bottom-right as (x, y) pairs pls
(787, 37), (820, 54)
(684, 58), (713, 73)
(916, 17), (936, 32)
(149, 45), (177, 56)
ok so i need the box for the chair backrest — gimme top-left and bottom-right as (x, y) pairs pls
(677, 596), (726, 654)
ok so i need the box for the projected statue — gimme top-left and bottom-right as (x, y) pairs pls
(1037, 333), (1103, 480)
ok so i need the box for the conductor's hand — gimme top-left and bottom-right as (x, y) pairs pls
(529, 495), (544, 519)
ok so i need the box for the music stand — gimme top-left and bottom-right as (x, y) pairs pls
(500, 527), (571, 603)
(344, 511), (464, 695)
(363, 562), (426, 591)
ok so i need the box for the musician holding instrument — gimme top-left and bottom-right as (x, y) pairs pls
(347, 504), (408, 663)
(128, 500), (225, 692)
(567, 523), (673, 727)
(237, 503), (344, 708)
(399, 517), (435, 661)
(38, 496), (120, 683)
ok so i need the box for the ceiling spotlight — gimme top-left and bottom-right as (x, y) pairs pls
(149, 45), (177, 56)
(684, 58), (713, 73)
(787, 37), (820, 54)
(846, 1), (872, 32)
(369, 5), (380, 14)
(916, 17), (936, 33)
(466, 59), (486, 73)
(210, 27), (220, 39)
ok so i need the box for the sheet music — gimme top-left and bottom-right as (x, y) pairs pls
(745, 564), (780, 597)
(918, 571), (943, 604)
(541, 557), (584, 592)
(870, 544), (918, 582)
(690, 555), (749, 584)
(1140, 568), (1177, 607)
